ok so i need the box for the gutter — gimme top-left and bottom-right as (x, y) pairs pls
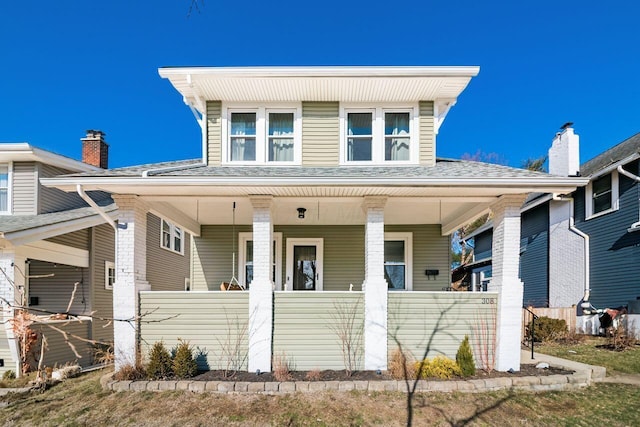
(141, 162), (206, 178)
(76, 185), (117, 231)
(617, 165), (640, 231)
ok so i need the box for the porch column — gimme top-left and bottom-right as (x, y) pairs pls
(488, 194), (526, 372)
(362, 196), (388, 370)
(112, 195), (150, 370)
(248, 196), (274, 373)
(0, 249), (24, 373)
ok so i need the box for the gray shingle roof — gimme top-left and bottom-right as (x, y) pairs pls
(581, 132), (640, 177)
(0, 199), (116, 235)
(63, 158), (552, 180)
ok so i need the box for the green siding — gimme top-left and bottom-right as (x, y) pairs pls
(139, 291), (249, 371)
(387, 292), (498, 363)
(12, 161), (37, 215)
(30, 320), (94, 369)
(28, 260), (90, 315)
(206, 101), (222, 166)
(91, 224), (114, 344)
(273, 292), (363, 370)
(46, 228), (90, 250)
(37, 164), (86, 214)
(419, 101), (435, 166)
(0, 325), (16, 376)
(146, 213), (191, 291)
(302, 102), (340, 166)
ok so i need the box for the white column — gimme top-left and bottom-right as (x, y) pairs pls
(488, 194), (526, 372)
(362, 196), (388, 370)
(0, 249), (23, 373)
(248, 196), (274, 373)
(112, 195), (150, 370)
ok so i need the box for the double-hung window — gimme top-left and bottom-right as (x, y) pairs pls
(104, 261), (115, 290)
(384, 232), (413, 290)
(225, 105), (301, 164)
(586, 171), (619, 218)
(161, 219), (184, 255)
(342, 106), (416, 164)
(0, 164), (10, 214)
(238, 232), (282, 290)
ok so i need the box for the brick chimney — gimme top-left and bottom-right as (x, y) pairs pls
(548, 124), (580, 176)
(81, 130), (109, 169)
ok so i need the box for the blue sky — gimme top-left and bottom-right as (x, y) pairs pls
(1, 1), (638, 168)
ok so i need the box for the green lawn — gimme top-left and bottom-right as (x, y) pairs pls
(0, 369), (639, 426)
(535, 336), (640, 375)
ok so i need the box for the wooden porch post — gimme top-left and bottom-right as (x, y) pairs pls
(112, 195), (150, 370)
(248, 196), (274, 373)
(488, 194), (526, 371)
(363, 196), (388, 370)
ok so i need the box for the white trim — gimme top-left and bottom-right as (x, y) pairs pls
(285, 238), (323, 291)
(339, 104), (419, 165)
(0, 143), (101, 172)
(0, 162), (12, 215)
(384, 232), (413, 291)
(221, 103), (302, 165)
(585, 170), (619, 220)
(159, 218), (185, 255)
(238, 232), (283, 290)
(16, 240), (89, 268)
(105, 261), (115, 290)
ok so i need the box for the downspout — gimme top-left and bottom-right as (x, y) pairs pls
(617, 165), (640, 230)
(76, 185), (117, 231)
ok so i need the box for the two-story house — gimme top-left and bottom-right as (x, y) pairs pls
(43, 66), (586, 373)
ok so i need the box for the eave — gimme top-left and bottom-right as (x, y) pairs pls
(0, 143), (101, 172)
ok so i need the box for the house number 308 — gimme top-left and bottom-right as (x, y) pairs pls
(481, 298), (496, 304)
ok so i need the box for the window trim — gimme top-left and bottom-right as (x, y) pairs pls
(340, 104), (419, 165)
(285, 238), (324, 291)
(0, 162), (12, 215)
(238, 232), (283, 290)
(160, 219), (185, 255)
(104, 261), (115, 290)
(586, 170), (619, 219)
(222, 103), (302, 165)
(384, 232), (413, 291)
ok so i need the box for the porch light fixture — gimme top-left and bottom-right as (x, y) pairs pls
(297, 207), (306, 219)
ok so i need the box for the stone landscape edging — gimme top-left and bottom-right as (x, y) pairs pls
(102, 370), (595, 394)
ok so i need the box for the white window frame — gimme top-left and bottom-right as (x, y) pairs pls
(384, 232), (413, 291)
(160, 219), (185, 255)
(340, 104), (419, 165)
(238, 232), (283, 290)
(285, 238), (324, 291)
(0, 162), (12, 215)
(471, 266), (492, 292)
(586, 170), (619, 219)
(104, 261), (115, 290)
(222, 103), (302, 165)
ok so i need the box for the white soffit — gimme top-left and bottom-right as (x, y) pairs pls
(158, 66), (480, 106)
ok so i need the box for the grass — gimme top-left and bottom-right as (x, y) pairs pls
(0, 369), (639, 426)
(535, 336), (640, 375)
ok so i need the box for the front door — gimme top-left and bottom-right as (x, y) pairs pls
(285, 238), (323, 291)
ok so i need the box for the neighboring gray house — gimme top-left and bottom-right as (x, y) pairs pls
(44, 66), (585, 374)
(463, 127), (640, 331)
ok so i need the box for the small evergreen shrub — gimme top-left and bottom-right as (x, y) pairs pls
(172, 339), (198, 379)
(414, 356), (462, 379)
(146, 341), (173, 379)
(527, 317), (567, 342)
(456, 335), (476, 377)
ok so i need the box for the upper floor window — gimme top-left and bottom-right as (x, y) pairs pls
(161, 219), (184, 255)
(341, 106), (417, 164)
(586, 171), (619, 219)
(224, 105), (301, 164)
(0, 164), (9, 214)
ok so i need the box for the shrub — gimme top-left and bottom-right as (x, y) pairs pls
(607, 322), (638, 351)
(115, 362), (146, 381)
(527, 316), (567, 342)
(2, 370), (16, 381)
(388, 347), (417, 380)
(272, 352), (293, 382)
(414, 356), (461, 379)
(172, 339), (198, 379)
(146, 341), (173, 379)
(456, 335), (476, 377)
(305, 369), (321, 381)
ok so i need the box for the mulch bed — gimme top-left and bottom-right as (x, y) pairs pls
(193, 364), (573, 382)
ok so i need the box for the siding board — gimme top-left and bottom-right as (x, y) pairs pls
(46, 229), (90, 250)
(207, 101), (222, 166)
(28, 260), (90, 315)
(37, 164), (86, 213)
(520, 204), (549, 307)
(91, 224), (114, 343)
(302, 102), (339, 166)
(146, 213), (191, 291)
(30, 321), (93, 369)
(419, 101), (435, 166)
(11, 162), (37, 215)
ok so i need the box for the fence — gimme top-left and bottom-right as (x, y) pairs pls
(521, 306), (576, 342)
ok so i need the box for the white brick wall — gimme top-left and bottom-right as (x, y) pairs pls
(362, 197), (388, 370)
(112, 195), (150, 369)
(488, 195), (526, 371)
(248, 196), (274, 372)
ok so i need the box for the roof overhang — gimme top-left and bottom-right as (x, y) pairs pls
(0, 143), (101, 173)
(158, 66), (480, 112)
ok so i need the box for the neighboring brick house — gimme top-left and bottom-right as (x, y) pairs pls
(44, 66), (586, 373)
